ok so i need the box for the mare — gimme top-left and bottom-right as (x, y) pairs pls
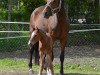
(28, 0), (69, 75)
(28, 28), (54, 75)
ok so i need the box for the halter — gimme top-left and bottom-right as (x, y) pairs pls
(46, 0), (62, 14)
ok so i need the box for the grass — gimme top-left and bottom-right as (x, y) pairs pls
(0, 58), (100, 74)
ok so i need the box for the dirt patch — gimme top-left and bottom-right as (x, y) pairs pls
(0, 45), (100, 59)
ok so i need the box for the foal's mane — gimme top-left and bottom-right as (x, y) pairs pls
(37, 29), (49, 39)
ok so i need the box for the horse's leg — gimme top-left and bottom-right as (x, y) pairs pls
(34, 42), (39, 65)
(29, 46), (34, 74)
(60, 38), (67, 75)
(52, 50), (54, 61)
(46, 49), (54, 75)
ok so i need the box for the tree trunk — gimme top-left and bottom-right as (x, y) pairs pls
(99, 0), (100, 24)
(94, 0), (100, 23)
(8, 0), (12, 21)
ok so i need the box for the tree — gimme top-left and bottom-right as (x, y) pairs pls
(21, 0), (46, 15)
(0, 0), (99, 23)
(8, 0), (12, 21)
(94, 0), (100, 23)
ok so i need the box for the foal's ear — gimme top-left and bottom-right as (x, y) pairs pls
(35, 26), (39, 31)
(33, 28), (35, 30)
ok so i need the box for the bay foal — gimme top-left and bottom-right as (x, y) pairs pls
(28, 28), (54, 75)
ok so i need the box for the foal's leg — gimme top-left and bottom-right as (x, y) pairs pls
(43, 50), (54, 70)
(38, 50), (44, 75)
(29, 46), (34, 74)
(60, 39), (67, 75)
(46, 49), (54, 75)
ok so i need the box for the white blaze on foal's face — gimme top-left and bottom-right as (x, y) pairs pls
(31, 31), (37, 39)
(28, 30), (39, 45)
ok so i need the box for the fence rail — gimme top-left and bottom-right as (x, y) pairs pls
(0, 22), (100, 39)
(0, 31), (29, 33)
(0, 21), (100, 25)
(0, 29), (100, 33)
(0, 22), (29, 24)
(0, 36), (29, 40)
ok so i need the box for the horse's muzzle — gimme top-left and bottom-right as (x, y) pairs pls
(28, 42), (33, 49)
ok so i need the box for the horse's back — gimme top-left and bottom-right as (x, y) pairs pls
(30, 6), (45, 34)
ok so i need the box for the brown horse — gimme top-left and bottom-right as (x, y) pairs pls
(28, 0), (69, 75)
(28, 27), (54, 75)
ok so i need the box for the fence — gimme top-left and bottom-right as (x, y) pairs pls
(0, 22), (100, 52)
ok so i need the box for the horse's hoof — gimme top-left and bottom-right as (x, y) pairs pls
(29, 69), (33, 75)
(43, 65), (47, 70)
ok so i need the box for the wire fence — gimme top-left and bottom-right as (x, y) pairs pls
(0, 22), (100, 52)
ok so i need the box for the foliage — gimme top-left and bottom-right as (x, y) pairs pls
(65, 0), (100, 23)
(0, 0), (99, 22)
(21, 0), (46, 15)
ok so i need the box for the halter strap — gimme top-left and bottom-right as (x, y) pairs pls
(46, 0), (62, 14)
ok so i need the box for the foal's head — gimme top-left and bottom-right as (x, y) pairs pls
(28, 28), (40, 49)
(43, 0), (62, 18)
(28, 28), (47, 49)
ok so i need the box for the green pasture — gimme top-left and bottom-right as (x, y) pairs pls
(0, 58), (100, 74)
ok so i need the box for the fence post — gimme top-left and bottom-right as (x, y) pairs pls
(7, 0), (12, 50)
(8, 0), (12, 21)
(98, 0), (100, 23)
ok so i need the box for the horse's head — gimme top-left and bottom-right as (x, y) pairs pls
(43, 0), (62, 18)
(28, 28), (40, 49)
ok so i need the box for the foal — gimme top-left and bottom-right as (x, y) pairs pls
(28, 28), (54, 75)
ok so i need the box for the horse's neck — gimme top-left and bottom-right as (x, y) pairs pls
(57, 8), (66, 20)
(57, 0), (66, 16)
